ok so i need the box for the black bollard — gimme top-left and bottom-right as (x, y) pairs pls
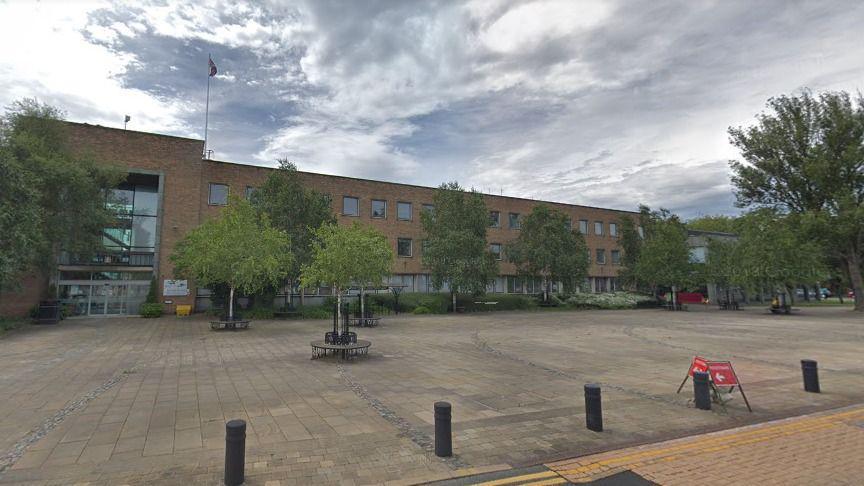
(693, 371), (711, 410)
(801, 359), (820, 393)
(584, 384), (603, 432)
(224, 419), (246, 486)
(434, 401), (452, 457)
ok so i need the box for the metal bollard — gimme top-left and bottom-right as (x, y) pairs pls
(434, 401), (452, 457)
(693, 371), (711, 410)
(225, 419), (246, 486)
(584, 384), (603, 432)
(801, 359), (820, 393)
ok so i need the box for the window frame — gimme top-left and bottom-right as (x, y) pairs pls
(594, 221), (604, 236)
(342, 196), (360, 217)
(609, 222), (618, 237)
(490, 243), (502, 260)
(508, 212), (521, 230)
(397, 237), (413, 257)
(371, 199), (387, 219)
(489, 211), (500, 228)
(579, 219), (589, 235)
(611, 249), (621, 265)
(208, 183), (229, 206)
(397, 201), (413, 221)
(596, 248), (606, 265)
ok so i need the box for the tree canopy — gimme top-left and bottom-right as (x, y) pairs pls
(421, 182), (498, 309)
(250, 159), (334, 293)
(619, 206), (692, 294)
(300, 221), (393, 316)
(171, 198), (292, 318)
(729, 90), (864, 310)
(0, 99), (121, 291)
(506, 204), (589, 299)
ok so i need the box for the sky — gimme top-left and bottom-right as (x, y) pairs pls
(2, 0), (863, 218)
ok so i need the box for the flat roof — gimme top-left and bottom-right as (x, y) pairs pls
(62, 120), (638, 215)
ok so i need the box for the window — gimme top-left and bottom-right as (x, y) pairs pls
(490, 243), (502, 260)
(507, 276), (524, 294)
(611, 249), (621, 265)
(209, 183), (229, 205)
(371, 199), (387, 219)
(245, 186), (257, 200)
(343, 196), (359, 216)
(422, 204), (435, 214)
(638, 226), (645, 238)
(565, 218), (572, 231)
(579, 219), (589, 235)
(397, 201), (412, 221)
(594, 221), (604, 236)
(397, 238), (412, 257)
(609, 222), (618, 237)
(596, 249), (606, 264)
(509, 212), (521, 229)
(489, 211), (500, 228)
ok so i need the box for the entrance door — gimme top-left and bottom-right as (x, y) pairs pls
(89, 284), (109, 315)
(105, 284), (127, 315)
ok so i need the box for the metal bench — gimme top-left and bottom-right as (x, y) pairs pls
(311, 340), (371, 360)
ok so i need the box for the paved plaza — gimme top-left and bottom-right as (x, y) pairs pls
(0, 306), (862, 485)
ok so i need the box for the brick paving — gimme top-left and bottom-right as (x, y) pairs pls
(0, 306), (862, 484)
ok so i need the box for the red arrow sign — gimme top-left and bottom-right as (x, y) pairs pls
(707, 361), (739, 386)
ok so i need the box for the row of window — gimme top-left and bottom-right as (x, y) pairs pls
(208, 184), (622, 239)
(394, 237), (620, 264)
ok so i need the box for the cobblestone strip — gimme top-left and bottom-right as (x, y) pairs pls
(336, 364), (470, 469)
(0, 353), (164, 477)
(472, 333), (689, 408)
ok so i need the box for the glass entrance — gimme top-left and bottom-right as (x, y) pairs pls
(58, 270), (152, 316)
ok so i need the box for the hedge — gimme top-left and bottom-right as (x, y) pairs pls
(139, 303), (163, 318)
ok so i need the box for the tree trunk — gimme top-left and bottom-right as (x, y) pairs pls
(452, 291), (457, 313)
(360, 287), (365, 318)
(847, 252), (864, 312)
(542, 276), (548, 303)
(802, 286), (810, 301)
(336, 288), (342, 323)
(228, 286), (235, 320)
(300, 286), (305, 306)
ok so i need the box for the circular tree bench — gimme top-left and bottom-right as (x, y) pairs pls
(210, 317), (251, 330)
(311, 340), (371, 360)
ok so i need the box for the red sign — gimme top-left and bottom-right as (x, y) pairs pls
(707, 361), (739, 386)
(688, 356), (709, 377)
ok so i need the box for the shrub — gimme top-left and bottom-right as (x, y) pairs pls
(246, 306), (275, 319)
(564, 292), (655, 310)
(146, 278), (158, 304)
(299, 305), (331, 319)
(412, 305), (432, 314)
(139, 303), (163, 318)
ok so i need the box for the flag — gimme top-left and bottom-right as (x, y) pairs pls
(208, 57), (217, 77)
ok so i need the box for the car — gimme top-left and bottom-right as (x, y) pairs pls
(819, 288), (832, 298)
(849, 290), (856, 299)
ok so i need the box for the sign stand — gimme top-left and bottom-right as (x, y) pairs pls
(677, 356), (752, 412)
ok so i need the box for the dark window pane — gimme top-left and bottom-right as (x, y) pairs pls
(209, 184), (229, 205)
(397, 238), (412, 257)
(372, 200), (386, 218)
(343, 196), (359, 216)
(132, 216), (157, 249)
(509, 213), (520, 229)
(397, 202), (412, 220)
(133, 186), (158, 216)
(107, 188), (134, 214)
(489, 211), (500, 227)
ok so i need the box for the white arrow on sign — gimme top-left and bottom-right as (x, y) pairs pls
(715, 373), (725, 382)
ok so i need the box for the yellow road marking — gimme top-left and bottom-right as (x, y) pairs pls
(474, 470), (558, 485)
(553, 407), (864, 479)
(522, 477), (568, 485)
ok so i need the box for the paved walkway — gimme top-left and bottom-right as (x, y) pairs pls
(0, 307), (862, 484)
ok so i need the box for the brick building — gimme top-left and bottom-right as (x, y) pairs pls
(0, 122), (635, 317)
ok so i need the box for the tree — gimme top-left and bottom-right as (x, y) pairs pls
(0, 99), (121, 291)
(300, 222), (393, 322)
(729, 90), (864, 311)
(171, 198), (292, 319)
(686, 215), (739, 233)
(250, 159), (334, 306)
(506, 204), (589, 302)
(421, 182), (498, 311)
(619, 206), (692, 299)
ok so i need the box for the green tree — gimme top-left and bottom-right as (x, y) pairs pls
(300, 222), (393, 321)
(171, 198), (292, 319)
(619, 206), (692, 298)
(687, 215), (739, 233)
(506, 204), (589, 301)
(0, 99), (120, 291)
(250, 159), (334, 305)
(729, 90), (864, 311)
(421, 182), (498, 311)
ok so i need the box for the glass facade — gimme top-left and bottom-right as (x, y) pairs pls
(58, 270), (152, 316)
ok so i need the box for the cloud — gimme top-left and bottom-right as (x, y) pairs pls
(2, 0), (864, 217)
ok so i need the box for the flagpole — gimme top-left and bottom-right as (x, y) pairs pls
(203, 54), (211, 159)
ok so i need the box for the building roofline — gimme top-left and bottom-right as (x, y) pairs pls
(204, 157), (640, 215)
(63, 120), (204, 143)
(59, 120), (637, 215)
(687, 229), (738, 237)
